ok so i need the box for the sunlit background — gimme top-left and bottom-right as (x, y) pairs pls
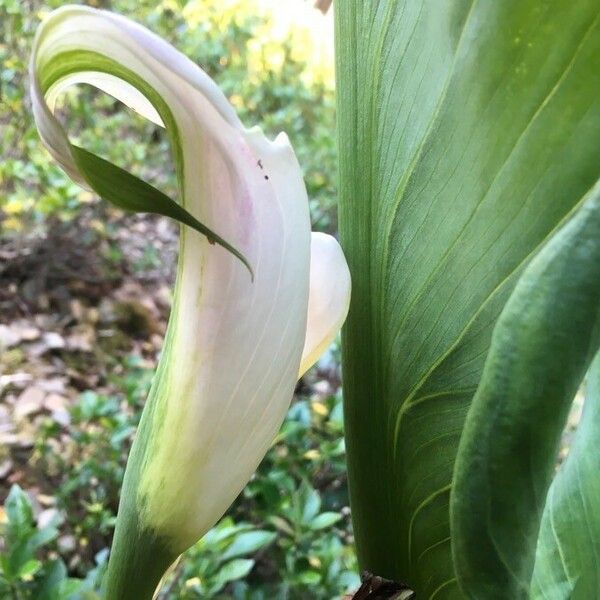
(1, 1), (360, 599)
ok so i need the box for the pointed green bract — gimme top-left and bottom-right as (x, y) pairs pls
(451, 181), (600, 598)
(335, 1), (600, 595)
(71, 146), (252, 276)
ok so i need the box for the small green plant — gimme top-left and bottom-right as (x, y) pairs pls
(1, 485), (59, 598)
(0, 485), (105, 599)
(33, 359), (153, 573)
(268, 480), (356, 597)
(160, 518), (276, 598)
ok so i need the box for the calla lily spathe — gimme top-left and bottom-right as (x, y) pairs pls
(30, 6), (350, 598)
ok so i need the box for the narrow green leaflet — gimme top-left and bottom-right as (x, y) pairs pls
(71, 146), (252, 276)
(530, 352), (600, 599)
(335, 1), (600, 596)
(451, 181), (600, 598)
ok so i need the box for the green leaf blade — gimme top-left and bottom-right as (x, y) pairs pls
(213, 558), (254, 589)
(530, 353), (600, 599)
(309, 512), (342, 531)
(221, 530), (276, 560)
(451, 181), (600, 597)
(336, 1), (600, 595)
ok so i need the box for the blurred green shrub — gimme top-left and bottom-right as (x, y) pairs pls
(0, 484), (105, 599)
(0, 0), (337, 234)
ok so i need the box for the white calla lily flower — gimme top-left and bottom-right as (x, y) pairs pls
(30, 6), (350, 598)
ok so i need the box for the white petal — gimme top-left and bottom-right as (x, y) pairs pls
(300, 232), (351, 377)
(31, 5), (312, 551)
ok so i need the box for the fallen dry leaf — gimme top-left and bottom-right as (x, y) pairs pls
(44, 393), (66, 412)
(0, 459), (13, 479)
(14, 386), (46, 422)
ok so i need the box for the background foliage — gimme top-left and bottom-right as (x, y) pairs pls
(0, 0), (357, 598)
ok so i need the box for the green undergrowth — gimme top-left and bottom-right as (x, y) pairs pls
(1, 354), (358, 599)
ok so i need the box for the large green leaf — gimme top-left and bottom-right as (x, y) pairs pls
(530, 352), (600, 599)
(451, 181), (600, 598)
(335, 1), (600, 596)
